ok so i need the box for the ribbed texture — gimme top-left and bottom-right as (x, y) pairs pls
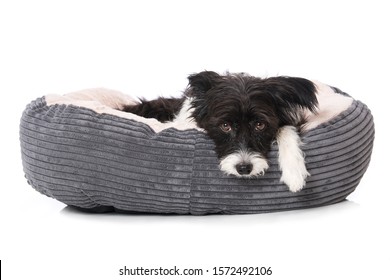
(20, 97), (374, 215)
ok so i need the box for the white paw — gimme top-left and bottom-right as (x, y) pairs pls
(280, 168), (310, 192)
(276, 126), (310, 192)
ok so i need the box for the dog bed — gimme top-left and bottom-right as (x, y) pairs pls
(20, 88), (374, 215)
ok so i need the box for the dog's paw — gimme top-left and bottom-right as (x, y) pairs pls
(280, 168), (310, 192)
(276, 126), (310, 192)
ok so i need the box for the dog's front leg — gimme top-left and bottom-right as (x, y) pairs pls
(276, 126), (310, 192)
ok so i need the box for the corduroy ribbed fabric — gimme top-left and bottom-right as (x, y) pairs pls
(20, 96), (374, 214)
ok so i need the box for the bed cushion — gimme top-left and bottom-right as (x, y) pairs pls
(19, 88), (374, 215)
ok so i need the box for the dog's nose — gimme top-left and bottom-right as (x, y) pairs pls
(236, 163), (253, 175)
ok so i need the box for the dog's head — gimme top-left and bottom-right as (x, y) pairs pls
(188, 71), (317, 177)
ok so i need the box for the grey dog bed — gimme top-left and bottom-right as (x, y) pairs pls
(20, 88), (374, 215)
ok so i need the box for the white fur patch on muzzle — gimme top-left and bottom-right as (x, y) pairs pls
(219, 149), (269, 177)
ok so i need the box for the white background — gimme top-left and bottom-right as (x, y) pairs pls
(0, 0), (388, 279)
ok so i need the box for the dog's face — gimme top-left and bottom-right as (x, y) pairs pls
(188, 71), (317, 177)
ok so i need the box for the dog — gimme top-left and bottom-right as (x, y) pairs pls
(123, 71), (338, 192)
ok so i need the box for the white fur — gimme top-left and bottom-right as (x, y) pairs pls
(303, 81), (353, 131)
(173, 98), (194, 122)
(277, 126), (310, 192)
(219, 149), (269, 177)
(171, 97), (200, 130)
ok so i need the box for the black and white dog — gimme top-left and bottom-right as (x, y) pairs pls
(123, 71), (346, 192)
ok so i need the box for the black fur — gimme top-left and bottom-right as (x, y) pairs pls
(187, 71), (317, 159)
(123, 71), (318, 172)
(123, 97), (184, 123)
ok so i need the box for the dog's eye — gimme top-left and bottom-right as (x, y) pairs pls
(254, 122), (266, 132)
(220, 123), (232, 133)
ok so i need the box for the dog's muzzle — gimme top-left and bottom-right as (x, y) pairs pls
(219, 149), (269, 177)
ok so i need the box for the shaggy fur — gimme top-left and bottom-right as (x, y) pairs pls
(123, 71), (318, 192)
(123, 97), (184, 123)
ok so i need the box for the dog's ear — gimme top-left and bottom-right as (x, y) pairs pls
(264, 76), (318, 112)
(187, 71), (220, 96)
(262, 77), (318, 126)
(187, 71), (220, 127)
